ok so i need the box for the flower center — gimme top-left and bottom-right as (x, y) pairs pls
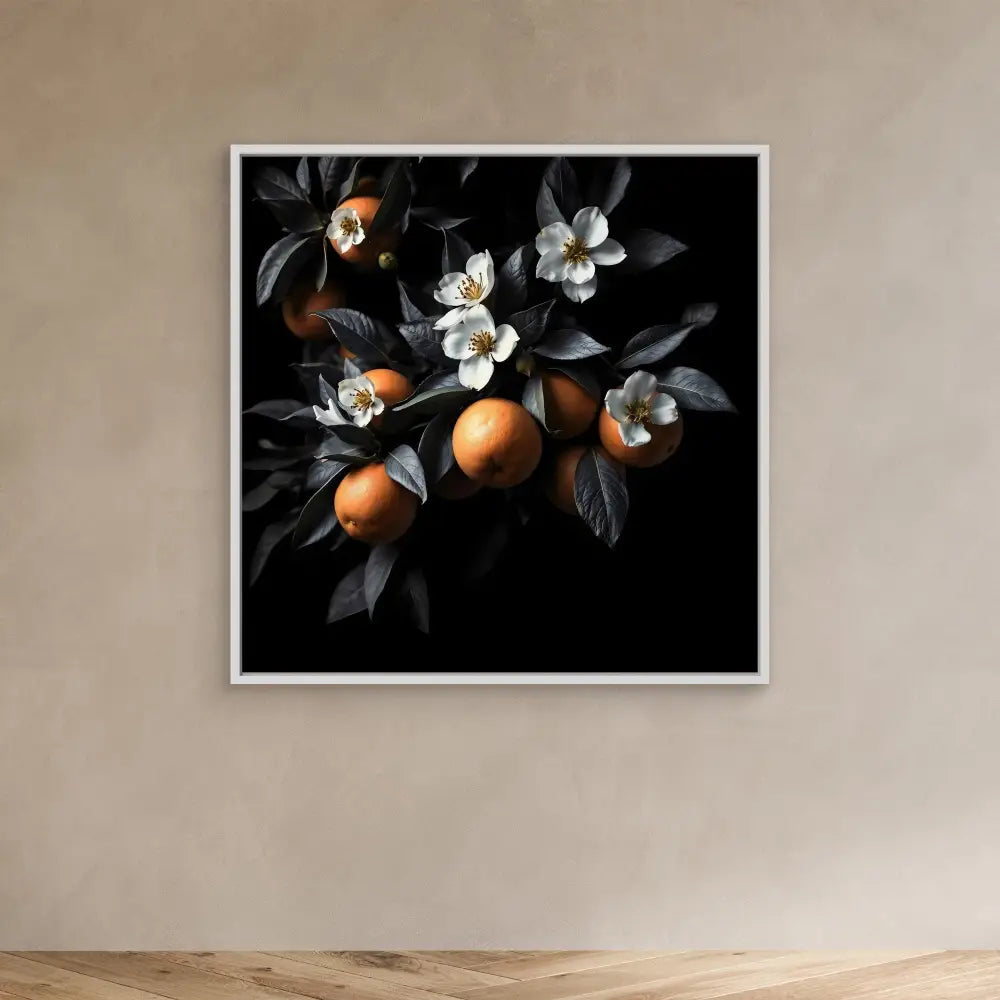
(352, 388), (373, 411)
(469, 330), (496, 357)
(624, 399), (651, 424)
(562, 236), (589, 265)
(458, 273), (484, 301)
(340, 216), (359, 236)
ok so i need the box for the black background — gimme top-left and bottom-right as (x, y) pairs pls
(241, 155), (759, 674)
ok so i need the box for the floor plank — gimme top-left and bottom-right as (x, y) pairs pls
(447, 951), (933, 1000)
(0, 954), (166, 1000)
(446, 952), (789, 1000)
(163, 951), (456, 1000)
(267, 952), (516, 993)
(470, 953), (670, 981)
(720, 952), (1000, 1000)
(408, 955), (554, 973)
(16, 952), (308, 1000)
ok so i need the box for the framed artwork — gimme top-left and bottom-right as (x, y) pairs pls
(231, 144), (768, 684)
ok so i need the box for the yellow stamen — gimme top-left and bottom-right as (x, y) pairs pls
(340, 216), (359, 236)
(352, 388), (373, 411)
(469, 330), (496, 357)
(458, 273), (484, 300)
(562, 236), (589, 265)
(625, 399), (651, 424)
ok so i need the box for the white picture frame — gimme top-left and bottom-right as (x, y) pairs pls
(230, 144), (769, 685)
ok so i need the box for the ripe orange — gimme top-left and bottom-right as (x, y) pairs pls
(598, 406), (684, 468)
(362, 368), (413, 428)
(330, 194), (401, 270)
(452, 399), (543, 488)
(540, 370), (599, 437)
(545, 445), (622, 515)
(334, 462), (419, 544)
(432, 465), (481, 500)
(281, 281), (346, 340)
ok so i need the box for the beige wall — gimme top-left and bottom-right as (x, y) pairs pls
(2, 0), (999, 948)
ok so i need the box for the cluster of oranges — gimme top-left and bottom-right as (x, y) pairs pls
(279, 193), (683, 549)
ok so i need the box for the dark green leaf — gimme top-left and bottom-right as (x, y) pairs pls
(521, 375), (547, 430)
(242, 470), (298, 512)
(249, 511), (299, 585)
(618, 323), (695, 370)
(457, 157), (478, 186)
(364, 543), (400, 617)
(370, 162), (411, 235)
(253, 166), (323, 232)
(417, 412), (455, 485)
(656, 366), (736, 412)
(394, 371), (473, 414)
(327, 563), (367, 624)
(399, 321), (447, 364)
(411, 206), (471, 230)
(314, 307), (395, 364)
(403, 567), (430, 633)
(256, 233), (315, 305)
(506, 299), (555, 347)
(295, 156), (311, 197)
(601, 157), (631, 216)
(292, 474), (340, 547)
(442, 229), (474, 275)
(495, 244), (532, 319)
(385, 444), (427, 503)
(243, 453), (304, 472)
(574, 447), (628, 547)
(398, 280), (426, 323)
(305, 458), (350, 492)
(342, 355), (364, 379)
(534, 327), (609, 361)
(682, 302), (719, 328)
(314, 238), (329, 291)
(536, 180), (564, 229)
(543, 157), (581, 219)
(243, 398), (305, 420)
(317, 155), (346, 204)
(618, 228), (687, 273)
(316, 423), (377, 451)
(337, 159), (361, 203)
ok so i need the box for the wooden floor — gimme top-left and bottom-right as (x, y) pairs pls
(2, 951), (1000, 1000)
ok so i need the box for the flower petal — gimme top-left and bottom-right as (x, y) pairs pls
(648, 391), (678, 426)
(622, 370), (657, 403)
(536, 248), (569, 283)
(353, 406), (373, 427)
(464, 250), (494, 298)
(313, 403), (346, 427)
(443, 326), (475, 360)
(434, 305), (469, 330)
(351, 225), (366, 245)
(434, 273), (468, 306)
(565, 257), (596, 285)
(588, 237), (626, 266)
(535, 221), (573, 256)
(561, 275), (596, 303)
(604, 388), (628, 422)
(490, 323), (519, 362)
(463, 303), (494, 333)
(335, 233), (353, 254)
(618, 420), (651, 447)
(458, 354), (494, 390)
(337, 377), (363, 409)
(571, 206), (609, 248)
(370, 396), (385, 416)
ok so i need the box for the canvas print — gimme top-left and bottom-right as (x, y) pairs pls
(232, 146), (766, 682)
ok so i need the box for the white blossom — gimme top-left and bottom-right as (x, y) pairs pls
(442, 305), (519, 390)
(433, 250), (495, 330)
(604, 370), (678, 446)
(326, 206), (365, 254)
(535, 206), (626, 303)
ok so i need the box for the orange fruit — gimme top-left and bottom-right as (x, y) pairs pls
(334, 462), (419, 544)
(540, 370), (599, 437)
(598, 406), (684, 468)
(545, 445), (622, 515)
(452, 398), (543, 488)
(432, 465), (481, 500)
(281, 281), (346, 340)
(330, 194), (401, 270)
(362, 368), (413, 428)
